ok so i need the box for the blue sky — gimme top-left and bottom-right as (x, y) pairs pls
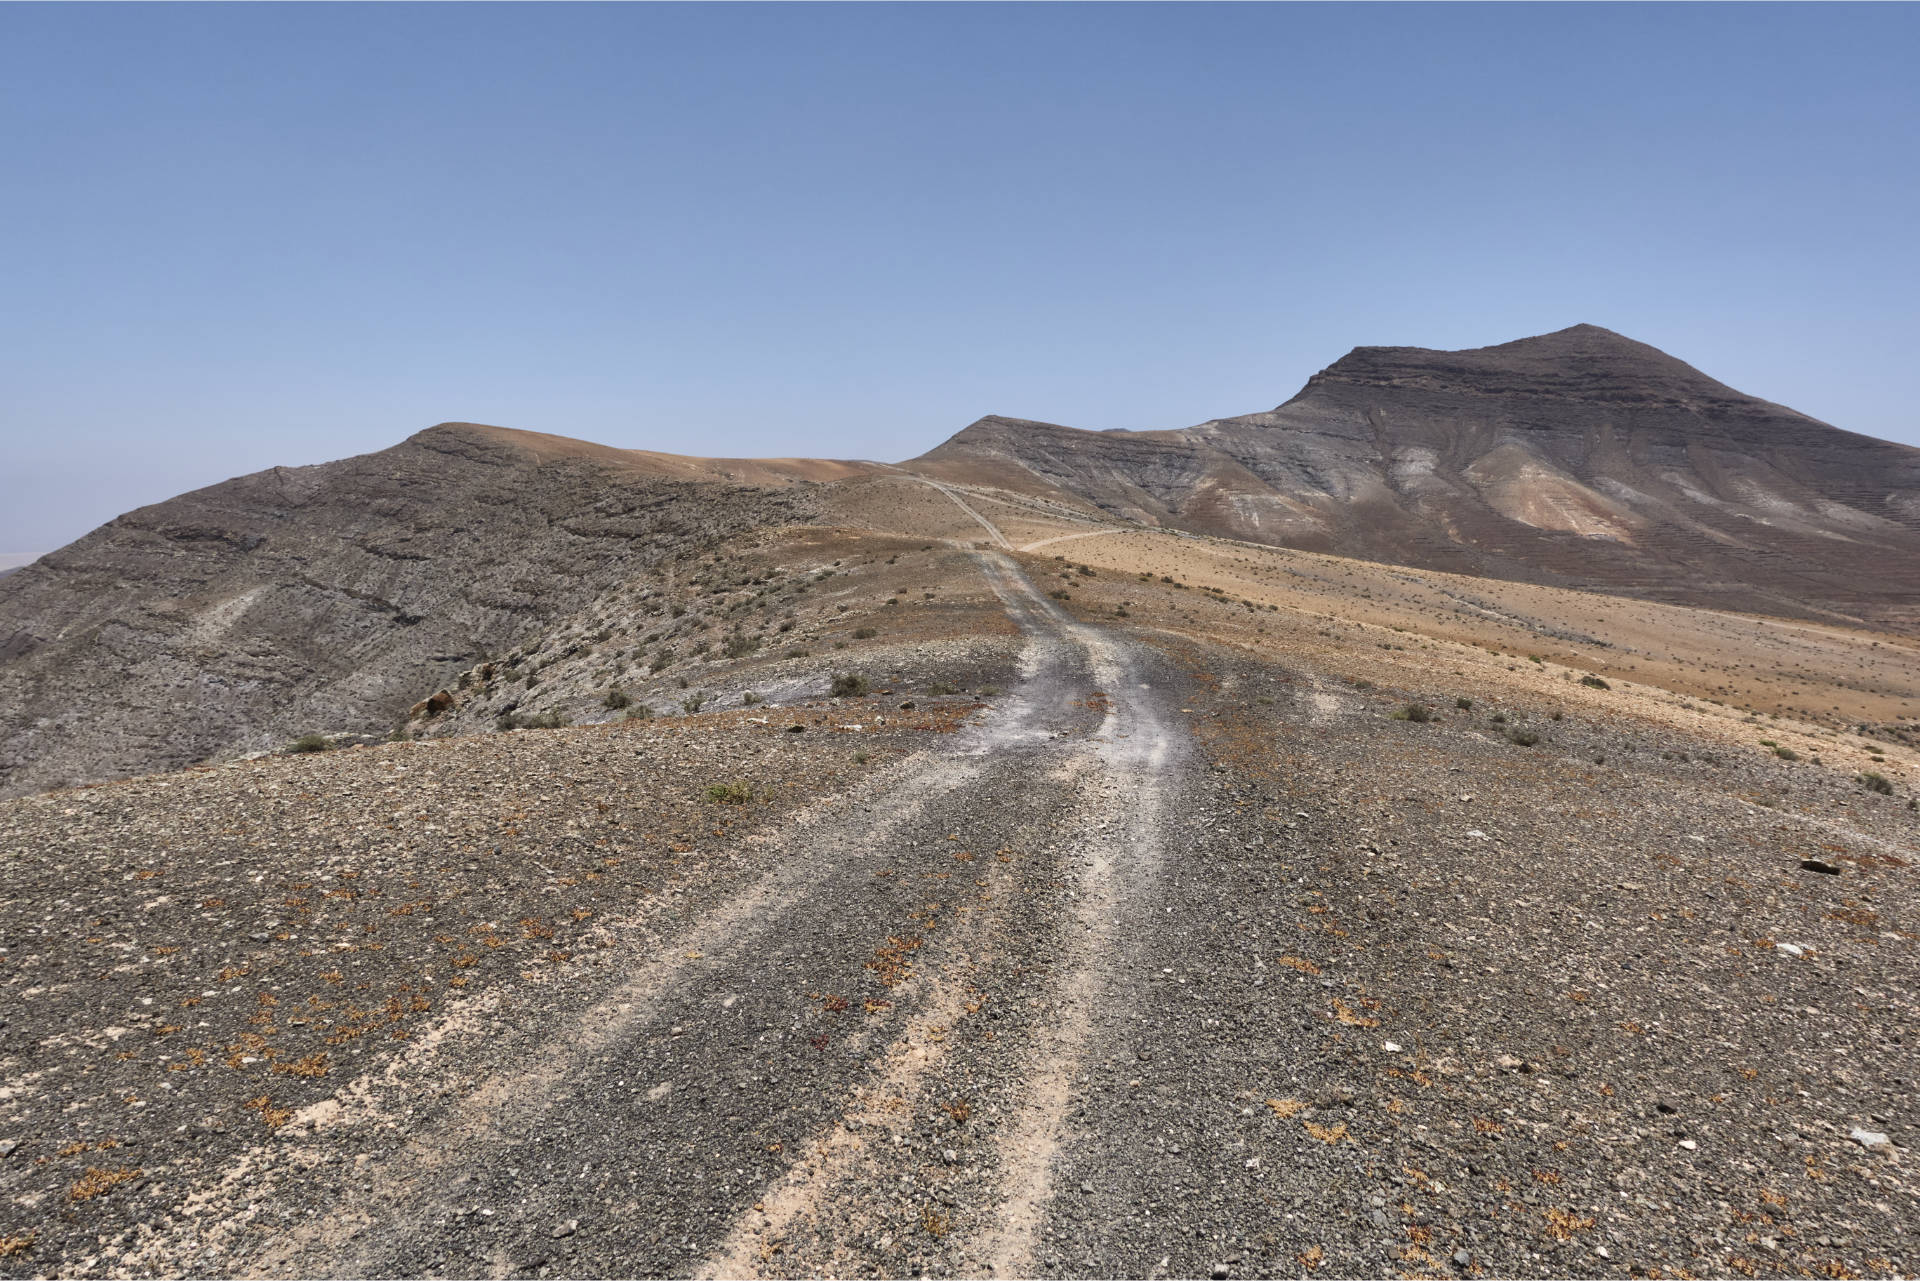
(3, 3), (1917, 553)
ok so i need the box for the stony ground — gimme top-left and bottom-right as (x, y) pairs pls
(3, 498), (1916, 1280)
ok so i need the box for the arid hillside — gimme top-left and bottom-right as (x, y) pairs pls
(6, 325), (1919, 805)
(0, 424), (828, 798)
(914, 326), (1920, 630)
(2, 501), (1914, 1281)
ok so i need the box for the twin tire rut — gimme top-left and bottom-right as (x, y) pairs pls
(229, 552), (1186, 1278)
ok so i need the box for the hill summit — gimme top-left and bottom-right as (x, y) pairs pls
(918, 325), (1920, 627)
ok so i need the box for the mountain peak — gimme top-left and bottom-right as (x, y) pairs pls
(1292, 323), (1753, 412)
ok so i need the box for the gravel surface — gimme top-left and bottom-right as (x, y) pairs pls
(3, 534), (1915, 1280)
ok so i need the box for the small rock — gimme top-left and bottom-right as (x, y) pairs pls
(785, 724), (805, 733)
(1370, 1208), (1390, 1228)
(1080, 1180), (1094, 1194)
(1452, 1249), (1472, 1268)
(1211, 1264), (1230, 1280)
(1801, 858), (1843, 875)
(1678, 1139), (1697, 1151)
(0, 1139), (17, 1158)
(1382, 1041), (1402, 1053)
(1775, 943), (1805, 958)
(549, 1220), (577, 1239)
(943, 1149), (957, 1164)
(1849, 1127), (1892, 1151)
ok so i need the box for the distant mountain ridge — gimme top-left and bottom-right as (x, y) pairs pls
(914, 325), (1920, 629)
(4, 324), (1918, 799)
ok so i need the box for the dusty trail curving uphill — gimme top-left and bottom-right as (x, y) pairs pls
(197, 546), (1193, 1279)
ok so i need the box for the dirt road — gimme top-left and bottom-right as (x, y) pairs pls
(182, 550), (1194, 1279)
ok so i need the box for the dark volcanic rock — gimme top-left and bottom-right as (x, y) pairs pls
(917, 325), (1920, 630)
(0, 423), (818, 798)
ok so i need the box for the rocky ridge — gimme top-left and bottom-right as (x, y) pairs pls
(0, 425), (821, 799)
(915, 326), (1920, 630)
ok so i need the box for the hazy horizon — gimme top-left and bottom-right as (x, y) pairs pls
(5, 3), (1917, 554)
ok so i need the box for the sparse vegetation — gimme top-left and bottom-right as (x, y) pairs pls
(1455, 696), (1473, 710)
(1580, 675), (1611, 690)
(1507, 727), (1540, 747)
(704, 781), (753, 804)
(288, 734), (331, 754)
(68, 1166), (142, 1202)
(1773, 746), (1798, 761)
(831, 673), (869, 698)
(1392, 703), (1433, 723)
(498, 710), (567, 731)
(1860, 771), (1894, 795)
(603, 688), (631, 710)
(852, 627), (877, 639)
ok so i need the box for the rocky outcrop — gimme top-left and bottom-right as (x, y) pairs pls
(916, 325), (1920, 629)
(0, 424), (820, 797)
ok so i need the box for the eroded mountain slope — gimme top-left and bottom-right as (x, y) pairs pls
(915, 325), (1920, 630)
(0, 424), (822, 798)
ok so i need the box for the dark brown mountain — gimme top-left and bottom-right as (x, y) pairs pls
(913, 325), (1920, 630)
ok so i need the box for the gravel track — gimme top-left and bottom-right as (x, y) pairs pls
(7, 528), (1915, 1279)
(182, 551), (1199, 1279)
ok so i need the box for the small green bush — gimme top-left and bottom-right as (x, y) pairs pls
(1490, 711), (1508, 725)
(741, 691), (762, 706)
(1580, 675), (1611, 690)
(1392, 703), (1433, 723)
(1774, 746), (1798, 761)
(603, 688), (631, 710)
(288, 734), (331, 754)
(704, 781), (753, 804)
(1507, 728), (1539, 747)
(852, 627), (877, 640)
(624, 704), (653, 721)
(926, 682), (957, 696)
(831, 673), (869, 698)
(1455, 697), (1473, 710)
(682, 692), (708, 714)
(1860, 771), (1894, 795)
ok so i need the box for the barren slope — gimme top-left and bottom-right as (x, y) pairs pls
(916, 326), (1920, 631)
(3, 510), (1916, 1281)
(0, 425), (824, 799)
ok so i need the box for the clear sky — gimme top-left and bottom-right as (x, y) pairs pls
(3, 3), (1917, 554)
